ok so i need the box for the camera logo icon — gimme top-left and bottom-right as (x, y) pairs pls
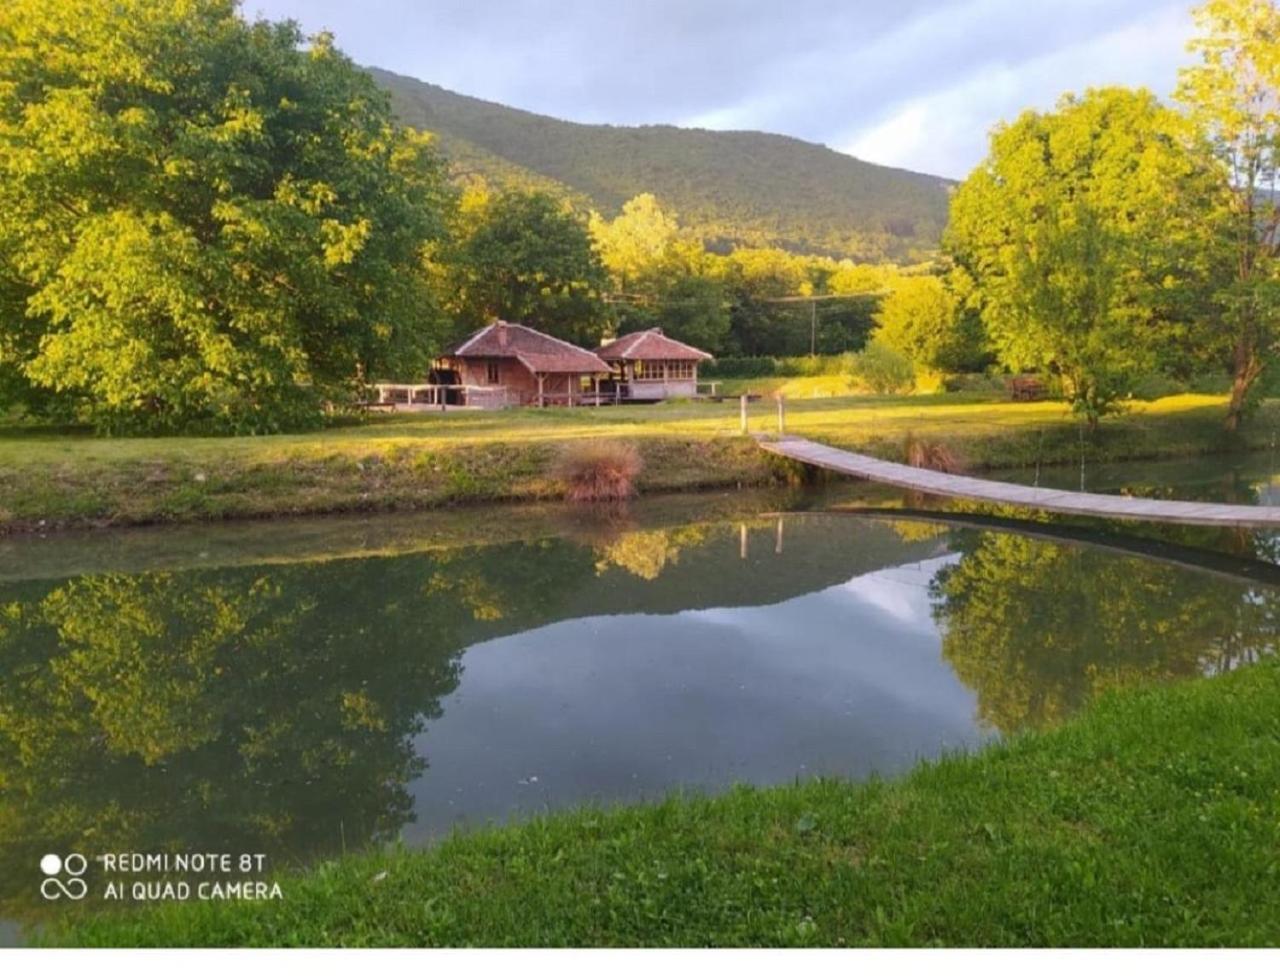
(40, 853), (88, 901)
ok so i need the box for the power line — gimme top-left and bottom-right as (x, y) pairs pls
(756, 291), (888, 303)
(601, 290), (885, 308)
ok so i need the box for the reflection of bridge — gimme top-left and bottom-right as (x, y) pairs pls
(790, 508), (1280, 590)
(761, 437), (1280, 529)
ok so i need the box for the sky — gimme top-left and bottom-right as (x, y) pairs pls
(245, 0), (1198, 179)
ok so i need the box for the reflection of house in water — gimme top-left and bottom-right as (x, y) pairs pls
(596, 328), (714, 401)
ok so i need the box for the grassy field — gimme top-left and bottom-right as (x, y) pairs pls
(49, 656), (1280, 947)
(715, 374), (866, 397)
(1, 392), (1274, 532)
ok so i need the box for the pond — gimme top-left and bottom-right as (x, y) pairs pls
(2, 459), (1279, 940)
(999, 448), (1280, 505)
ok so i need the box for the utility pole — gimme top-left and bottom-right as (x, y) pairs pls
(809, 298), (817, 357)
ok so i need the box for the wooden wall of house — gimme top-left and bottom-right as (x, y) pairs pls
(451, 357), (588, 406)
(629, 379), (698, 399)
(610, 360), (701, 400)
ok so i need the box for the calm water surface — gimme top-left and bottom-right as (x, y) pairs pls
(2, 458), (1279, 938)
(1000, 449), (1280, 506)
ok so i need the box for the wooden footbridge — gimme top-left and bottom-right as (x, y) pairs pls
(759, 436), (1280, 529)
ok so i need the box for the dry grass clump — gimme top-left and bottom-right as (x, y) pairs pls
(554, 440), (643, 502)
(903, 433), (965, 474)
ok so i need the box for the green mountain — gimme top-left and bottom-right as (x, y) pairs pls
(367, 67), (953, 262)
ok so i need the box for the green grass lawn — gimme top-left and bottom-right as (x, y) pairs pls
(715, 374), (867, 397)
(1, 392), (1272, 531)
(49, 656), (1280, 947)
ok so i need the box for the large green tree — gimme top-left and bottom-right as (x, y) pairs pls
(589, 193), (681, 294)
(451, 189), (608, 347)
(872, 273), (988, 372)
(721, 247), (812, 356)
(1177, 0), (1280, 431)
(588, 195), (731, 352)
(0, 0), (450, 433)
(946, 87), (1220, 426)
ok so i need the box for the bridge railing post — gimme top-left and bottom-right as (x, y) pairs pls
(740, 394), (748, 435)
(777, 394), (785, 435)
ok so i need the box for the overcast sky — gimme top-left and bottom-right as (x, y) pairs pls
(245, 0), (1197, 179)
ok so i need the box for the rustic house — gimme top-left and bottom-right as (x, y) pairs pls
(438, 320), (611, 407)
(596, 329), (714, 401)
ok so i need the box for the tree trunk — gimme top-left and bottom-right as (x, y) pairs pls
(1224, 341), (1262, 434)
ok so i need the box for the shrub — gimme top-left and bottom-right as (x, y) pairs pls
(554, 440), (643, 502)
(1127, 373), (1187, 401)
(703, 355), (855, 379)
(702, 357), (781, 378)
(850, 339), (916, 394)
(1129, 369), (1229, 399)
(903, 433), (965, 473)
(782, 354), (854, 377)
(942, 372), (1008, 395)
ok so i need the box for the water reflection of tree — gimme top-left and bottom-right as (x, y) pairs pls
(931, 532), (1280, 734)
(0, 539), (597, 924)
(592, 526), (712, 580)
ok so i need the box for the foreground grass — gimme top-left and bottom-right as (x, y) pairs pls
(1, 393), (1273, 532)
(53, 659), (1280, 947)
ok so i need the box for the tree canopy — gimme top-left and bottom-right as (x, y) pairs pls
(946, 87), (1220, 425)
(447, 188), (608, 347)
(0, 0), (451, 433)
(588, 195), (732, 351)
(1176, 0), (1280, 430)
(872, 273), (988, 373)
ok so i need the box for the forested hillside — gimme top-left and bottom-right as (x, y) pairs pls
(369, 67), (952, 261)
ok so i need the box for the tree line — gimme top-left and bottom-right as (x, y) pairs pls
(0, 0), (928, 434)
(1, 0), (1276, 433)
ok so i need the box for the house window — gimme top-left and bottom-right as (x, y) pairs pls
(635, 360), (665, 380)
(485, 360), (500, 385)
(667, 360), (694, 380)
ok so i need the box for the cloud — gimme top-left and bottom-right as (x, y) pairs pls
(245, 0), (1197, 177)
(841, 2), (1196, 176)
(839, 557), (953, 631)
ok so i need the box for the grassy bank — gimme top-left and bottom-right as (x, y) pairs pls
(1, 393), (1274, 533)
(51, 657), (1280, 947)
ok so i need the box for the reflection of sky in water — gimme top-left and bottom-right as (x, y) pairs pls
(405, 555), (986, 840)
(1257, 482), (1280, 506)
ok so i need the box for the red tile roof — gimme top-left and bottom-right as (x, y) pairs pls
(596, 328), (714, 362)
(448, 321), (610, 374)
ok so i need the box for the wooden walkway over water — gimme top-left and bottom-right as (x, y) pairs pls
(759, 436), (1280, 528)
